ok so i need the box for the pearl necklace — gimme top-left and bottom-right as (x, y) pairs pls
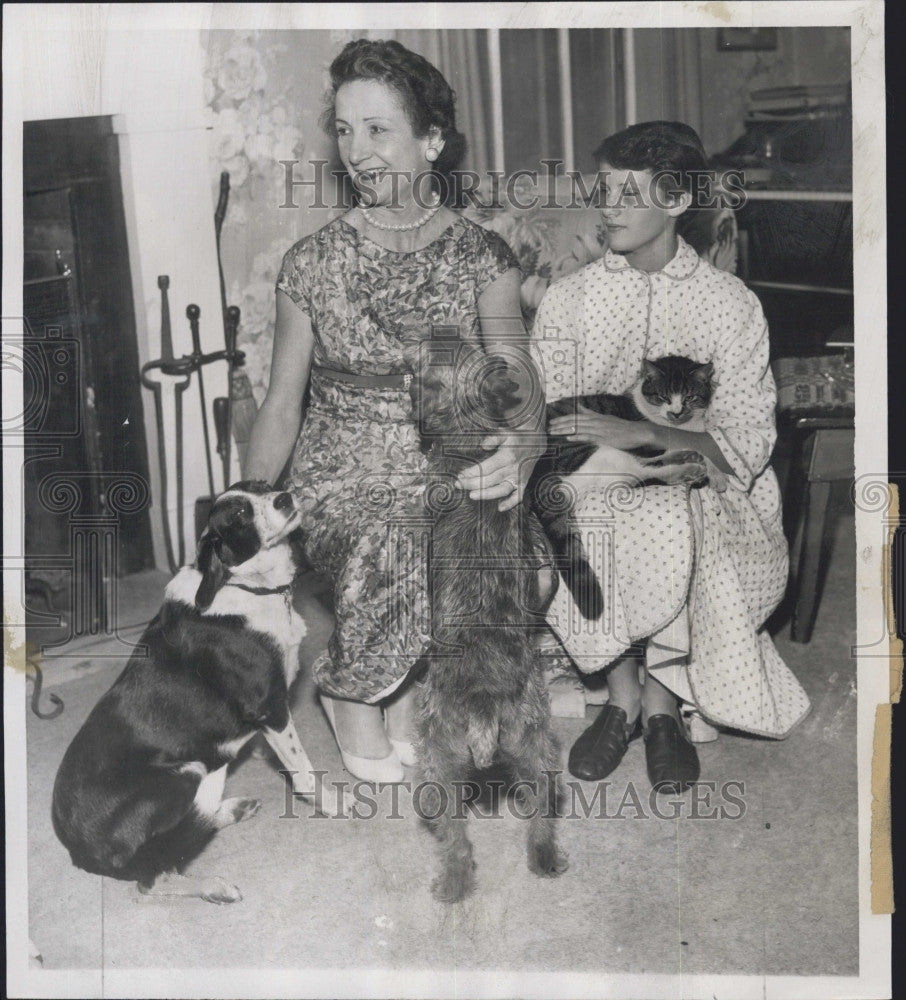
(360, 201), (441, 232)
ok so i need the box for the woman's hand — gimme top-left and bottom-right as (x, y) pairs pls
(547, 407), (658, 451)
(456, 430), (546, 512)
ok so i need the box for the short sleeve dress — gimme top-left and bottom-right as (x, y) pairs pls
(276, 214), (519, 703)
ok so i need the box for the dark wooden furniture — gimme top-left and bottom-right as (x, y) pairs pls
(737, 190), (853, 358)
(773, 355), (855, 643)
(23, 116), (154, 631)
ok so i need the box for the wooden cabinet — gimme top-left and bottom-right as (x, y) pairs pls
(23, 116), (154, 625)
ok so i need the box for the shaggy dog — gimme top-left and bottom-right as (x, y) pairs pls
(406, 334), (568, 903)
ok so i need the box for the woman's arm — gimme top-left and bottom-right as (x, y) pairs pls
(456, 267), (546, 511)
(243, 290), (316, 485)
(548, 410), (734, 476)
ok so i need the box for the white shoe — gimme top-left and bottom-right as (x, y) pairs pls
(319, 693), (405, 783)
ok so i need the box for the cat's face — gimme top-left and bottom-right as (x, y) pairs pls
(635, 357), (714, 425)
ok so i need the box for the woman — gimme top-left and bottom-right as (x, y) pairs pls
(245, 39), (542, 782)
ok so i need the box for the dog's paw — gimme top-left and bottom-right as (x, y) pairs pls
(431, 852), (477, 904)
(200, 876), (243, 905)
(430, 868), (476, 904)
(232, 798), (261, 822)
(529, 843), (569, 878)
(333, 787), (358, 818)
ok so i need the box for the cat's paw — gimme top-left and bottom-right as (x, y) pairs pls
(643, 449), (707, 486)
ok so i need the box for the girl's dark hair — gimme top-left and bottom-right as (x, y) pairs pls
(321, 38), (467, 194)
(593, 120), (709, 199)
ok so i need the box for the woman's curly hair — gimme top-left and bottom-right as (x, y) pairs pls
(320, 38), (467, 197)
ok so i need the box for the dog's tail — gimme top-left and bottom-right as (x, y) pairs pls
(467, 717), (500, 770)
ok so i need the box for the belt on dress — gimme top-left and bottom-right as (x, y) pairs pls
(312, 364), (413, 391)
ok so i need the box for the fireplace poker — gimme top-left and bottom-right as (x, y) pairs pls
(140, 276), (192, 575)
(140, 282), (246, 570)
(186, 304), (217, 502)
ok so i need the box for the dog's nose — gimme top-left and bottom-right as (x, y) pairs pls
(274, 492), (293, 511)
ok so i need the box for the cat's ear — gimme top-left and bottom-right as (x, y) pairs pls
(690, 362), (714, 383)
(641, 359), (663, 379)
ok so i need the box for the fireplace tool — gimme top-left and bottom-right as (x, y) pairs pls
(211, 171), (258, 484)
(140, 281), (245, 575)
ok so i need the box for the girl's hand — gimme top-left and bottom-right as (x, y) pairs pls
(456, 430), (546, 512)
(547, 408), (657, 451)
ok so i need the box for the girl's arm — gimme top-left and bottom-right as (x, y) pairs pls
(243, 290), (316, 485)
(549, 408), (734, 475)
(455, 267), (546, 511)
(701, 291), (777, 490)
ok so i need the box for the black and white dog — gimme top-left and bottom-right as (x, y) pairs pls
(52, 481), (346, 904)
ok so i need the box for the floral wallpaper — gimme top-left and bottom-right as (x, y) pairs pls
(203, 30), (356, 402)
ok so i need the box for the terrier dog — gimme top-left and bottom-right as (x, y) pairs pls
(406, 334), (568, 903)
(52, 481), (347, 904)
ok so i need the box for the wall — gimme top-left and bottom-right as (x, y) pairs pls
(633, 27), (851, 156)
(203, 29), (356, 403)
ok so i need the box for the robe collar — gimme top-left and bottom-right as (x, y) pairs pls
(603, 233), (700, 281)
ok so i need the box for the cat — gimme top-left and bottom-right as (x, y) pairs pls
(528, 356), (720, 621)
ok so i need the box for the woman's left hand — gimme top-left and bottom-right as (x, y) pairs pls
(456, 431), (545, 512)
(547, 408), (658, 451)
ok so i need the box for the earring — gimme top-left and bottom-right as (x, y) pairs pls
(426, 148), (438, 162)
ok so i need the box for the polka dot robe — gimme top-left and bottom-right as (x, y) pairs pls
(531, 236), (810, 738)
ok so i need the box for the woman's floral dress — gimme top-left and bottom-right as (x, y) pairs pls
(276, 215), (519, 702)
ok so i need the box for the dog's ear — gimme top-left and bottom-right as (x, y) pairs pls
(195, 528), (226, 610)
(287, 526), (309, 572)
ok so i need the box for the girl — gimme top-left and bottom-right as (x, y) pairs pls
(532, 121), (810, 793)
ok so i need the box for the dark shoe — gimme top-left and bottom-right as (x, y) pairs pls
(568, 703), (642, 781)
(644, 714), (701, 793)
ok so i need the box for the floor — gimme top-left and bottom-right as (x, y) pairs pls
(24, 491), (859, 978)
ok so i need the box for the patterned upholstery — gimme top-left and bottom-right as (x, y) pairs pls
(772, 354), (855, 418)
(460, 174), (740, 330)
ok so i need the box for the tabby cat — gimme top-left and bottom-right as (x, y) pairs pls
(528, 356), (717, 620)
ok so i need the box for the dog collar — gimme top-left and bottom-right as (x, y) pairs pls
(224, 581), (293, 597)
